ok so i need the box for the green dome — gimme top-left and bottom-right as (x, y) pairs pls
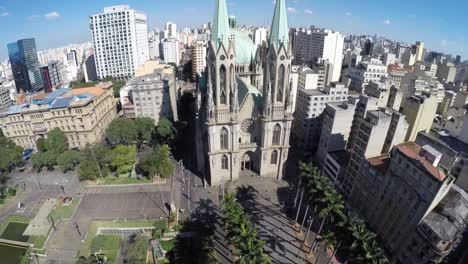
(233, 30), (257, 65)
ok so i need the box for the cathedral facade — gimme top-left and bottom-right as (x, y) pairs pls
(195, 0), (294, 186)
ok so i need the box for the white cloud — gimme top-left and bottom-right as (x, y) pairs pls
(45, 11), (60, 20)
(384, 19), (391, 25)
(304, 9), (313, 15)
(0, 6), (8, 16)
(345, 12), (352, 16)
(287, 7), (297, 13)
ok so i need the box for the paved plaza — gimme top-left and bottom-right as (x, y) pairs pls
(0, 158), (334, 264)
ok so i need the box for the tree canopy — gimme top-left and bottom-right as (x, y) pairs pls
(106, 118), (137, 145)
(134, 117), (156, 149)
(111, 145), (136, 175)
(139, 144), (174, 178)
(44, 128), (69, 154)
(57, 150), (81, 173)
(154, 117), (176, 146)
(0, 136), (23, 172)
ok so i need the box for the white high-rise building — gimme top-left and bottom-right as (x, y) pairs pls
(253, 27), (268, 47)
(165, 22), (177, 39)
(90, 5), (149, 80)
(291, 27), (344, 82)
(162, 39), (180, 65)
(148, 30), (161, 60)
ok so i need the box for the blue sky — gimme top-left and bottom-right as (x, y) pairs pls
(0, 0), (466, 61)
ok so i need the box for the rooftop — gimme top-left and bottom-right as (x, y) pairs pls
(0, 82), (112, 117)
(422, 185), (468, 242)
(395, 142), (447, 182)
(368, 154), (391, 175)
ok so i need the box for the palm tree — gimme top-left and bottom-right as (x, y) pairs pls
(315, 231), (337, 264)
(312, 191), (346, 249)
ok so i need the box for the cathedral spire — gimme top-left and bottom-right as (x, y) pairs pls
(212, 0), (231, 48)
(269, 0), (289, 48)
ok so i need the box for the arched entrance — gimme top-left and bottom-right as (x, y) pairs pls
(241, 152), (255, 172)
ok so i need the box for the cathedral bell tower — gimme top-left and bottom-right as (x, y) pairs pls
(205, 0), (241, 186)
(259, 0), (293, 180)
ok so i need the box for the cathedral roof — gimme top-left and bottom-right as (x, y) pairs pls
(233, 30), (257, 65)
(212, 0), (231, 48)
(269, 0), (289, 49)
(237, 76), (262, 107)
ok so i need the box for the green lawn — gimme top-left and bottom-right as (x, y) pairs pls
(90, 235), (122, 264)
(80, 220), (167, 258)
(49, 197), (81, 220)
(0, 215), (50, 250)
(157, 259), (170, 264)
(0, 222), (29, 242)
(98, 177), (152, 185)
(160, 239), (175, 252)
(0, 215), (31, 235)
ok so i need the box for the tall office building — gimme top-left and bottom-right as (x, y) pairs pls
(401, 95), (438, 142)
(148, 30), (161, 60)
(164, 22), (177, 39)
(253, 27), (268, 47)
(291, 27), (344, 82)
(40, 61), (64, 93)
(414, 41), (424, 62)
(292, 83), (349, 151)
(7, 38), (43, 93)
(191, 41), (207, 81)
(90, 5), (149, 80)
(161, 39), (180, 65)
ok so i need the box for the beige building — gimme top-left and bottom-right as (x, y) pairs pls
(124, 61), (178, 124)
(402, 95), (438, 142)
(350, 142), (465, 264)
(191, 41), (207, 82)
(343, 106), (408, 196)
(0, 82), (117, 150)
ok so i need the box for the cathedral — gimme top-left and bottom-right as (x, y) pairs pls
(195, 0), (294, 186)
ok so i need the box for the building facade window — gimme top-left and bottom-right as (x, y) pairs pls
(220, 127), (229, 149)
(272, 124), (281, 145)
(221, 155), (229, 170)
(277, 64), (285, 102)
(271, 150), (278, 164)
(220, 65), (227, 105)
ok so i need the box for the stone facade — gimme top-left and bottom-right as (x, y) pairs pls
(0, 82), (116, 150)
(195, 0), (293, 186)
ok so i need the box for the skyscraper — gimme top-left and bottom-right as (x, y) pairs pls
(7, 38), (43, 93)
(90, 5), (149, 80)
(291, 27), (344, 82)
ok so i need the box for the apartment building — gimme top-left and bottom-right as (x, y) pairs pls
(350, 142), (465, 264)
(345, 58), (388, 93)
(316, 101), (355, 166)
(0, 82), (117, 150)
(191, 41), (207, 81)
(292, 83), (349, 150)
(402, 95), (438, 142)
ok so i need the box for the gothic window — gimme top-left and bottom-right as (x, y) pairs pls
(272, 124), (281, 145)
(220, 65), (227, 105)
(211, 65), (216, 103)
(277, 64), (285, 102)
(271, 150), (278, 165)
(220, 127), (229, 149)
(230, 64), (235, 107)
(222, 155), (229, 170)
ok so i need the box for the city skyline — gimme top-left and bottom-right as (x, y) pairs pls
(0, 0), (467, 61)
